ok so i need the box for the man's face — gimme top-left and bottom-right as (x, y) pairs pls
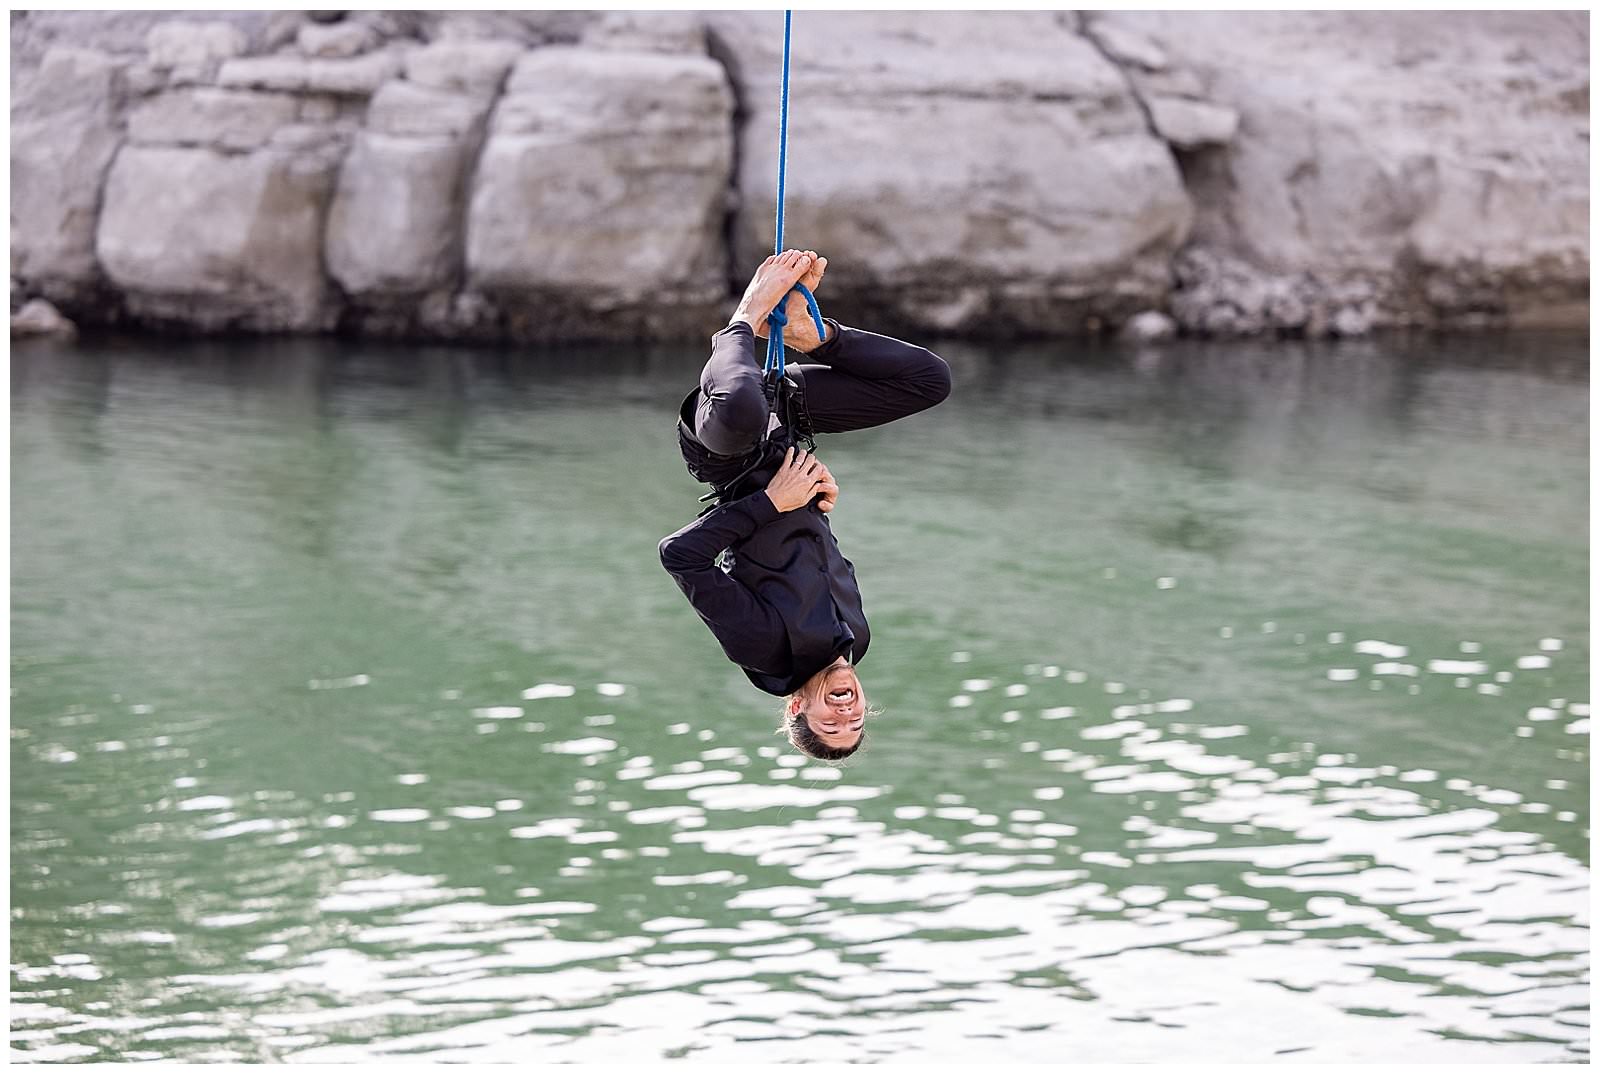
(799, 660), (866, 750)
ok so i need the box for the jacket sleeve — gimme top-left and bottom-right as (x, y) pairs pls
(658, 490), (789, 669)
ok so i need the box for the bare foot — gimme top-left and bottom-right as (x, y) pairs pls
(730, 249), (813, 333)
(756, 250), (830, 351)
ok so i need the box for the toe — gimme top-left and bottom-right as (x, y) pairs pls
(798, 255), (825, 291)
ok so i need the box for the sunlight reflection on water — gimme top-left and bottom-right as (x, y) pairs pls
(18, 644), (1586, 1062)
(10, 333), (1588, 1062)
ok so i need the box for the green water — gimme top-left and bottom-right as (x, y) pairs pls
(10, 331), (1589, 1062)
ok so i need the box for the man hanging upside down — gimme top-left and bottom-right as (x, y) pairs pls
(659, 250), (952, 760)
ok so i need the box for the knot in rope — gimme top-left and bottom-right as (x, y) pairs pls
(763, 282), (827, 383)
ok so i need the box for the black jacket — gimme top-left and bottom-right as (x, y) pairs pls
(658, 485), (867, 696)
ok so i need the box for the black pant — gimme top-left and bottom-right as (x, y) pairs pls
(678, 319), (951, 489)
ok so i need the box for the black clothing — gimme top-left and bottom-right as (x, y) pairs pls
(659, 318), (950, 695)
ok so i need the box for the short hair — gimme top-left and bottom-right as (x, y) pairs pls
(775, 693), (880, 762)
(784, 712), (865, 761)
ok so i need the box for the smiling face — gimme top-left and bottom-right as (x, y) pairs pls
(791, 656), (866, 752)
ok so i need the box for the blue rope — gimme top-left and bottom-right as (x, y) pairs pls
(763, 9), (827, 383)
(773, 9), (791, 255)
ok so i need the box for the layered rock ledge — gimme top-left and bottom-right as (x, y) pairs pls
(10, 10), (1589, 342)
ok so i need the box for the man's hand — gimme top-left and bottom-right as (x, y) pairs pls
(763, 447), (838, 514)
(731, 250), (814, 334)
(754, 251), (830, 352)
(813, 458), (838, 513)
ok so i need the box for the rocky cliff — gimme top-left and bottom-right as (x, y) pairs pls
(10, 10), (1589, 343)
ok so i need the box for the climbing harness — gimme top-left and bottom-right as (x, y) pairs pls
(695, 376), (816, 509)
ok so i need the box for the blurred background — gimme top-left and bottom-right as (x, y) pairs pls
(9, 8), (1590, 1064)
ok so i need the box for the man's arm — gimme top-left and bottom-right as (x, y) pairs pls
(659, 450), (836, 670)
(659, 490), (789, 671)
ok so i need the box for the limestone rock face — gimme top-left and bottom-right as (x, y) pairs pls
(463, 45), (734, 337)
(96, 145), (338, 331)
(704, 11), (1193, 335)
(1097, 9), (1590, 329)
(1147, 95), (1239, 150)
(96, 54), (349, 332)
(296, 20), (378, 59)
(325, 135), (469, 298)
(324, 74), (504, 301)
(145, 19), (247, 83)
(402, 39), (524, 97)
(364, 79), (487, 140)
(409, 11), (599, 49)
(1119, 309), (1176, 343)
(12, 297), (78, 339)
(581, 11), (707, 55)
(126, 88), (300, 152)
(10, 47), (124, 301)
(6, 11), (1589, 340)
(1087, 21), (1170, 72)
(217, 50), (400, 97)
(13, 11), (284, 69)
